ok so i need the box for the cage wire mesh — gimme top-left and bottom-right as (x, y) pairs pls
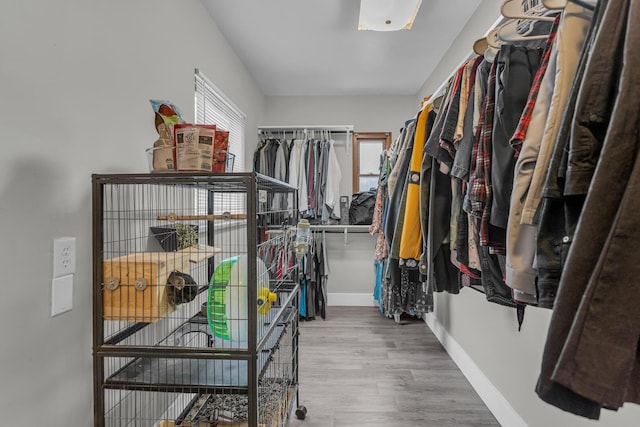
(94, 173), (300, 427)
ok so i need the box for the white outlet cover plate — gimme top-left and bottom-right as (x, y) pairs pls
(52, 275), (73, 316)
(53, 237), (76, 278)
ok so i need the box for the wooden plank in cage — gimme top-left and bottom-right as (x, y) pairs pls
(178, 245), (222, 264)
(156, 214), (247, 221)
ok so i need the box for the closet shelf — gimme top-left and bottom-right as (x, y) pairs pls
(309, 224), (370, 233)
(309, 224), (371, 245)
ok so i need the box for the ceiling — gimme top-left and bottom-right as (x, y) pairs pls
(202, 0), (484, 96)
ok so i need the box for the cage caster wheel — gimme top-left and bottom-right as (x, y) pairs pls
(295, 406), (307, 420)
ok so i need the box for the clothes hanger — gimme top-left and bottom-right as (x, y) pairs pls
(496, 0), (561, 44)
(501, 0), (557, 21)
(484, 46), (499, 63)
(541, 0), (566, 8)
(473, 37), (489, 55)
(481, 29), (501, 63)
(431, 92), (446, 112)
(496, 19), (550, 43)
(475, 38), (499, 63)
(486, 28), (502, 49)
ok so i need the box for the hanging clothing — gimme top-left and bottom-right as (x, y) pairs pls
(324, 140), (342, 220)
(424, 70), (462, 169)
(317, 140), (329, 222)
(381, 115), (433, 316)
(399, 106), (430, 262)
(505, 16), (562, 305)
(287, 138), (308, 213)
(436, 67), (465, 170)
(257, 131), (342, 223)
(383, 121), (415, 247)
(370, 174), (388, 262)
(271, 139), (289, 211)
(522, 7), (595, 225)
(305, 140), (317, 216)
(454, 58), (482, 144)
(491, 44), (544, 233)
(451, 59), (484, 181)
(373, 260), (384, 313)
(425, 154), (459, 295)
(537, 0), (640, 418)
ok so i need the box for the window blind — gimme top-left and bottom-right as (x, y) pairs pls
(194, 69), (247, 217)
(194, 69), (246, 172)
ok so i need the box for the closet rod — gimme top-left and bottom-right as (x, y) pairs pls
(258, 125), (354, 133)
(430, 54), (475, 100)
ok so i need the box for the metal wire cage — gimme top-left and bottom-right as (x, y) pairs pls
(92, 172), (301, 427)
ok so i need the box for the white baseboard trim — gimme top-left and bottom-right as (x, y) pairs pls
(423, 313), (528, 427)
(327, 293), (376, 306)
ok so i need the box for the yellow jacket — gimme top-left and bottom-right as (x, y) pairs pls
(399, 104), (431, 261)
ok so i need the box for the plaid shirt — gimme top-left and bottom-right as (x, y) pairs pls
(469, 60), (497, 212)
(479, 60), (498, 248)
(466, 60), (498, 247)
(510, 16), (561, 156)
(465, 60), (490, 217)
(468, 100), (487, 217)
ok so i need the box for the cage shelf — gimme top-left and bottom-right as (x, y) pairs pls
(104, 306), (296, 392)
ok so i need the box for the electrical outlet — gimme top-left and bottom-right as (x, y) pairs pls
(53, 237), (76, 278)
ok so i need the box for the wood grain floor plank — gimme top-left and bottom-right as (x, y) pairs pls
(289, 307), (499, 427)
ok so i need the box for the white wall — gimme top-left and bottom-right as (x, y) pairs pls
(417, 1), (640, 426)
(323, 231), (378, 305)
(264, 95), (416, 131)
(0, 1), (264, 425)
(430, 291), (640, 427)
(416, 0), (504, 103)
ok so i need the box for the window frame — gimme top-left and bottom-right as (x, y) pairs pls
(352, 132), (392, 193)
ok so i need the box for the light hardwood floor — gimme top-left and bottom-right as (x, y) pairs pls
(287, 306), (499, 427)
